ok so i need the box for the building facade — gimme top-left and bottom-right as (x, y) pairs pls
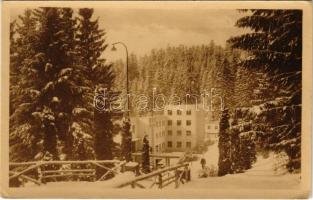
(202, 111), (220, 142)
(204, 119), (219, 142)
(164, 104), (205, 152)
(131, 104), (216, 154)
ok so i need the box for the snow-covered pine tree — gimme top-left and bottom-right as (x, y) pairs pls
(9, 9), (40, 161)
(121, 118), (132, 162)
(32, 7), (81, 159)
(142, 135), (151, 173)
(229, 112), (257, 173)
(233, 66), (257, 108)
(9, 7), (84, 161)
(229, 118), (243, 173)
(76, 8), (117, 176)
(218, 109), (232, 176)
(9, 19), (18, 115)
(228, 10), (302, 172)
(94, 87), (115, 179)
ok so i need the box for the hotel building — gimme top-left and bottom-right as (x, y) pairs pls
(131, 104), (216, 154)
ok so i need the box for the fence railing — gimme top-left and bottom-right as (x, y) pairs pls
(9, 160), (126, 187)
(132, 152), (182, 168)
(115, 162), (190, 189)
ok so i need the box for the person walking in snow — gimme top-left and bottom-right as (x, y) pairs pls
(200, 158), (206, 170)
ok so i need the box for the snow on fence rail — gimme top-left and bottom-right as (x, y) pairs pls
(114, 162), (190, 189)
(131, 152), (182, 167)
(9, 160), (126, 187)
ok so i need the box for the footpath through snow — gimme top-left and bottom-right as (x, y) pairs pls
(179, 142), (301, 190)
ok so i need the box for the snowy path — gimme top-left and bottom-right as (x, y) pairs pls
(179, 142), (301, 190)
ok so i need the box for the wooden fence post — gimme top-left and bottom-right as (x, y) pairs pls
(184, 165), (189, 182)
(175, 169), (179, 188)
(158, 174), (163, 189)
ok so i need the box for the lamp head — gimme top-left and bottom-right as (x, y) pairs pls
(111, 45), (117, 51)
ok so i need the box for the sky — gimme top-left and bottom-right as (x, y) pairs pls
(95, 8), (245, 61)
(11, 7), (247, 62)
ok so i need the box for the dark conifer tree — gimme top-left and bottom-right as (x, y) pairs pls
(9, 10), (37, 161)
(228, 10), (302, 171)
(218, 109), (231, 176)
(229, 119), (243, 173)
(121, 118), (132, 162)
(10, 7), (82, 161)
(33, 7), (79, 159)
(142, 135), (150, 173)
(76, 8), (116, 164)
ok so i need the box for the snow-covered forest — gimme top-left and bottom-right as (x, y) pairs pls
(9, 7), (302, 189)
(113, 10), (302, 173)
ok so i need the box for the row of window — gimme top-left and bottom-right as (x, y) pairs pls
(167, 130), (191, 136)
(155, 143), (166, 153)
(168, 141), (191, 148)
(207, 125), (219, 130)
(150, 120), (166, 127)
(167, 110), (192, 116)
(155, 130), (192, 138)
(155, 131), (166, 138)
(168, 120), (191, 126)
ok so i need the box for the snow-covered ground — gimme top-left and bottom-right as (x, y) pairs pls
(22, 141), (301, 191)
(179, 141), (301, 190)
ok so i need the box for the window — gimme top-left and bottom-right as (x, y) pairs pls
(186, 130), (191, 136)
(162, 131), (165, 136)
(168, 130), (173, 136)
(177, 120), (182, 126)
(186, 142), (191, 148)
(177, 110), (182, 115)
(186, 110), (191, 115)
(207, 125), (211, 130)
(167, 110), (172, 115)
(177, 130), (182, 136)
(215, 125), (218, 130)
(168, 141), (172, 148)
(155, 145), (159, 153)
(186, 120), (191, 126)
(177, 142), (182, 148)
(168, 120), (172, 126)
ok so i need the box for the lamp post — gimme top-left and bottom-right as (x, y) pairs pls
(111, 42), (129, 116)
(112, 42), (132, 162)
(151, 87), (157, 154)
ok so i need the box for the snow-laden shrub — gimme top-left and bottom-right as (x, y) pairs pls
(273, 152), (289, 175)
(207, 165), (218, 177)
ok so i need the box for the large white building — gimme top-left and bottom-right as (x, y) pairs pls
(131, 104), (218, 154)
(204, 118), (219, 142)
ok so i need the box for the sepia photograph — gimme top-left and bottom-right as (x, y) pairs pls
(1, 1), (312, 198)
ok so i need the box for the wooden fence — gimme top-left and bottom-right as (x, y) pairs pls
(9, 160), (126, 186)
(132, 152), (181, 168)
(115, 162), (190, 189)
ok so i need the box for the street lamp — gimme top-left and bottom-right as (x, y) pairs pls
(112, 42), (132, 162)
(151, 87), (157, 155)
(111, 42), (129, 116)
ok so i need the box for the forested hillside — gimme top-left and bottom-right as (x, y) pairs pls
(113, 42), (252, 116)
